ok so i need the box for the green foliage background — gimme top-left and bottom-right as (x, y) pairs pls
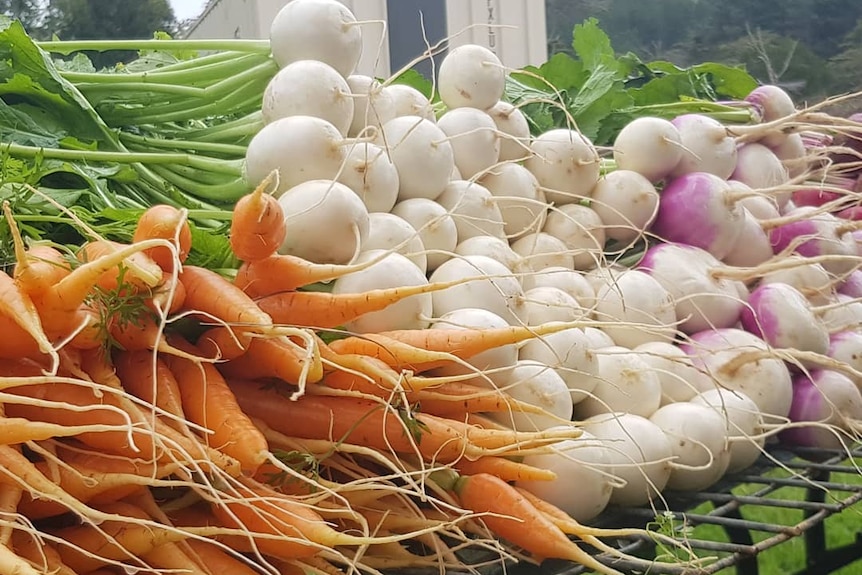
(546, 0), (862, 105)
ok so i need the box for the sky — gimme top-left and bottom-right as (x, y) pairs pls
(169, 0), (209, 22)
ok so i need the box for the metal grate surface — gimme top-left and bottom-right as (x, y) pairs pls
(509, 443), (862, 575)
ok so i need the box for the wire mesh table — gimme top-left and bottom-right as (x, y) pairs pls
(507, 443), (862, 575)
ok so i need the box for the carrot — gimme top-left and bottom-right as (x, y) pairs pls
(108, 314), (200, 360)
(142, 541), (209, 575)
(3, 202), (70, 295)
(146, 271), (187, 314)
(184, 538), (261, 575)
(132, 204), (192, 273)
(230, 379), (576, 463)
(443, 472), (623, 574)
(114, 350), (187, 423)
(0, 271), (56, 369)
(230, 170), (287, 262)
(329, 322), (574, 372)
(165, 338), (269, 473)
(217, 334), (323, 387)
(233, 253), (381, 297)
(452, 456), (557, 483)
(320, 369), (548, 418)
(10, 531), (76, 575)
(52, 500), (187, 574)
(255, 278), (460, 329)
(0, 480), (22, 546)
(0, 315), (46, 360)
(179, 265), (272, 329)
(195, 325), (253, 360)
(77, 239), (164, 293)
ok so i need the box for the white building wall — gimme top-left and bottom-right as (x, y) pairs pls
(187, 0), (546, 77)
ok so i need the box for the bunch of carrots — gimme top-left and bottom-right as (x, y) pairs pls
(0, 174), (696, 575)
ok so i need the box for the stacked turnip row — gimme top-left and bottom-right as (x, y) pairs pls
(245, 0), (862, 521)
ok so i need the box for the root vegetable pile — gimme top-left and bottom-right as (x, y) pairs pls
(1, 0), (862, 574)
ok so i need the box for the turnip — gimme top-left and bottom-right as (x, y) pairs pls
(782, 369), (862, 450)
(739, 282), (829, 357)
(634, 341), (713, 405)
(436, 107), (500, 179)
(589, 170), (660, 244)
(542, 203), (606, 270)
(638, 243), (747, 334)
(767, 206), (858, 275)
(362, 212), (427, 273)
(244, 115), (347, 196)
(838, 270), (862, 298)
(516, 431), (615, 522)
(828, 331), (862, 387)
(819, 293), (862, 333)
(332, 250), (432, 332)
(277, 179), (369, 265)
(479, 162), (547, 239)
(518, 328), (599, 404)
(430, 308), (518, 389)
(377, 116), (455, 201)
(669, 114), (738, 179)
(486, 100), (531, 161)
(722, 208), (775, 268)
(744, 84), (797, 148)
(736, 186), (781, 220)
(520, 266), (596, 310)
(525, 128), (601, 205)
(690, 388), (766, 474)
(612, 116), (683, 182)
(510, 232), (574, 272)
(681, 328), (793, 419)
(581, 412), (674, 507)
(428, 255), (525, 325)
(650, 172), (745, 260)
(437, 44), (505, 110)
(592, 269), (678, 348)
(584, 327), (616, 349)
(730, 142), (790, 208)
(346, 74), (396, 137)
(650, 402), (731, 491)
(490, 360), (574, 431)
(771, 133), (807, 179)
(390, 198), (457, 271)
(455, 235), (521, 272)
(759, 256), (834, 305)
(574, 346), (662, 419)
(270, 0), (362, 77)
(521, 286), (586, 325)
(385, 83), (435, 122)
(261, 60), (354, 136)
(435, 180), (506, 241)
(336, 142), (399, 213)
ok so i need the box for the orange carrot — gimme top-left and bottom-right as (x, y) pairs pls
(0, 315), (45, 360)
(0, 480), (22, 545)
(77, 239), (163, 292)
(453, 457), (557, 483)
(52, 501), (186, 574)
(165, 338), (269, 473)
(233, 253), (374, 297)
(184, 538), (261, 575)
(195, 326), (252, 360)
(0, 271), (55, 366)
(329, 323), (571, 372)
(230, 379), (573, 463)
(217, 334), (323, 386)
(255, 281), (448, 329)
(445, 472), (620, 573)
(179, 265), (272, 329)
(114, 350), (187, 425)
(143, 541), (209, 575)
(11, 531), (76, 575)
(132, 204), (192, 273)
(230, 170), (286, 262)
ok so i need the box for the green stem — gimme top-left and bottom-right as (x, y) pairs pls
(187, 209), (235, 221)
(119, 132), (248, 157)
(180, 113), (264, 143)
(37, 38), (271, 55)
(2, 142), (242, 176)
(148, 164), (249, 202)
(152, 162), (241, 186)
(60, 52), (267, 85)
(78, 81), (208, 98)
